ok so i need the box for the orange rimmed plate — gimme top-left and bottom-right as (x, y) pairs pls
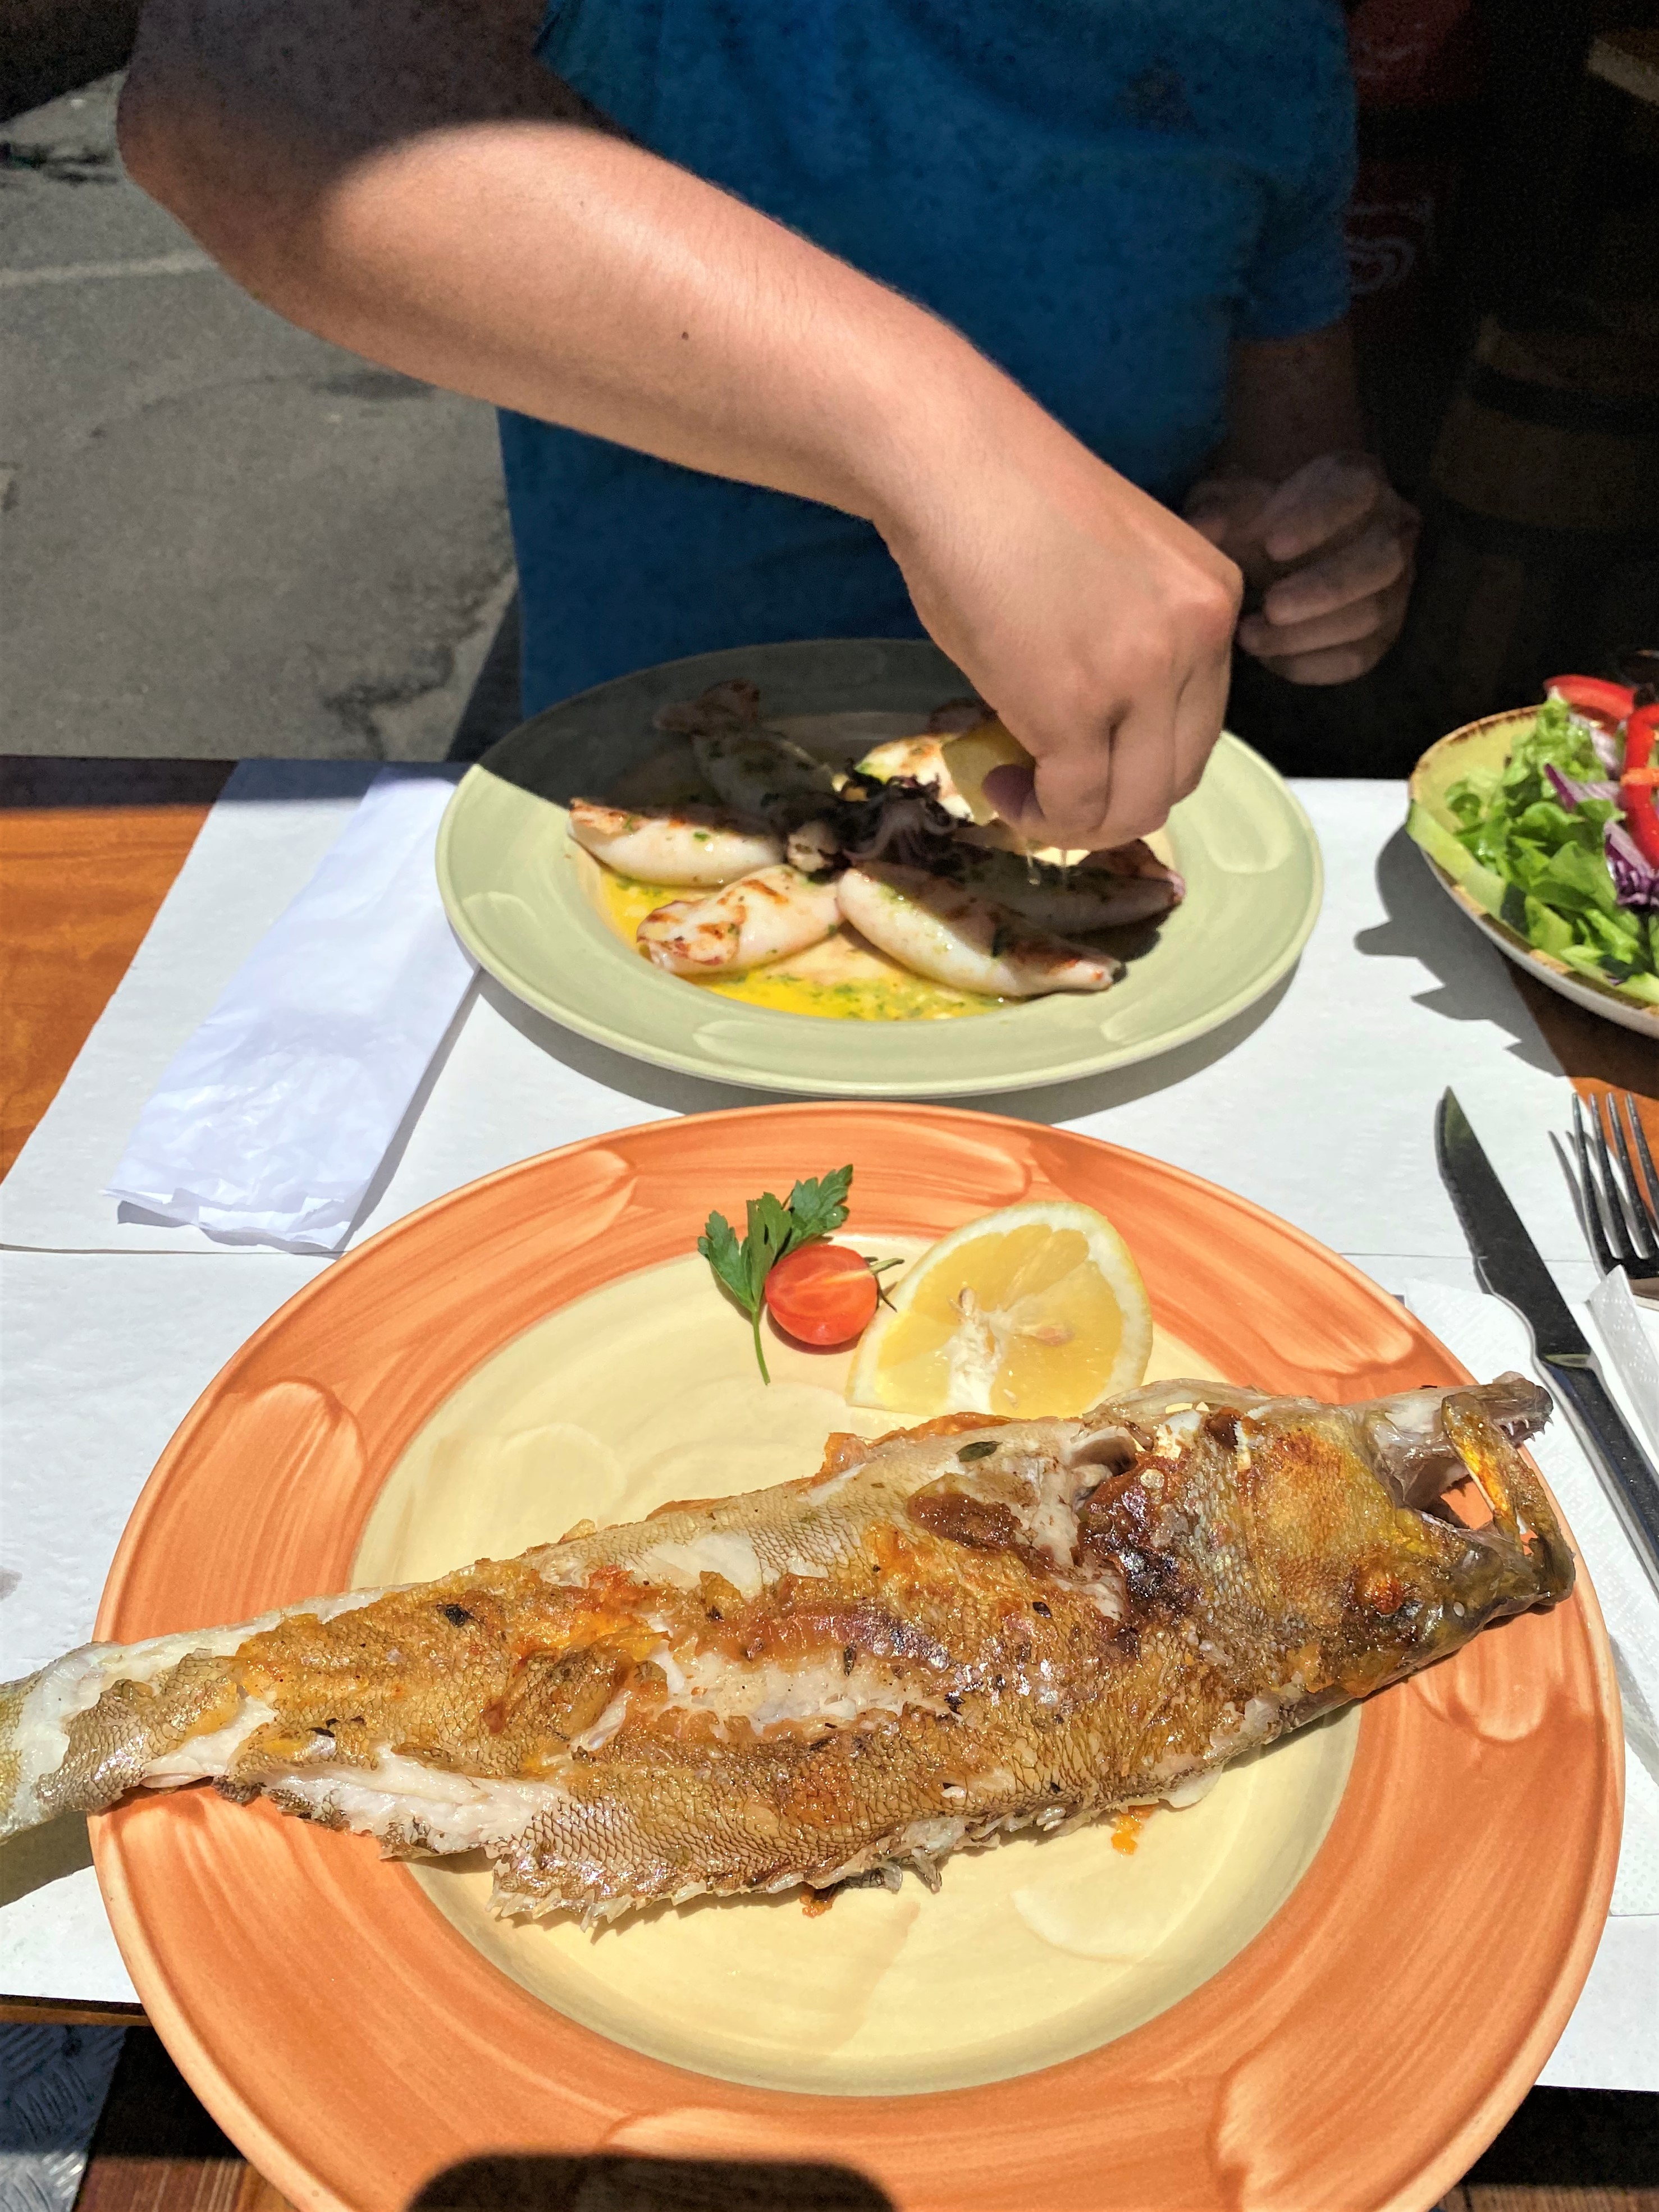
(91, 1106), (1620, 2212)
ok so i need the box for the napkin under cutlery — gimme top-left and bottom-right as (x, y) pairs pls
(1589, 1269), (1659, 1459)
(106, 766), (475, 1251)
(1404, 1277), (1659, 1916)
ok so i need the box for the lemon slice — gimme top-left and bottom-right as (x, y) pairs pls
(937, 718), (1035, 826)
(847, 1201), (1152, 1418)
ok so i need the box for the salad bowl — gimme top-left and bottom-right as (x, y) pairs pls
(1408, 698), (1659, 1041)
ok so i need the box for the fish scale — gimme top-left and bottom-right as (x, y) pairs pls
(0, 1379), (1570, 1924)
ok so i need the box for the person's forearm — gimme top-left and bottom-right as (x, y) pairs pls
(257, 123), (1005, 524)
(1209, 321), (1368, 483)
(118, 0), (1008, 537)
(1187, 320), (1416, 685)
(117, 0), (1242, 848)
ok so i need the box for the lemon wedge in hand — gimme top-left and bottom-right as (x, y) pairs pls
(937, 718), (1034, 827)
(847, 1200), (1152, 1417)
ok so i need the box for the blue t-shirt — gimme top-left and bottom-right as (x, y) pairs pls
(501, 0), (1355, 713)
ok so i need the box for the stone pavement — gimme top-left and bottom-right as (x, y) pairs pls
(1, 76), (519, 761)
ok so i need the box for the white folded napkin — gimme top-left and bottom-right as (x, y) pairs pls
(1588, 1270), (1659, 1459)
(106, 766), (475, 1252)
(1402, 1279), (1659, 1915)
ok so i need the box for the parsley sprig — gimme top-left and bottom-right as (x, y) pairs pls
(698, 1166), (853, 1382)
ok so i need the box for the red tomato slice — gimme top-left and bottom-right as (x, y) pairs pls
(1546, 674), (1635, 732)
(764, 1243), (879, 1347)
(1620, 706), (1659, 868)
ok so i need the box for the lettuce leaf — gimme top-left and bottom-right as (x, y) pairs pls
(1441, 698), (1658, 1001)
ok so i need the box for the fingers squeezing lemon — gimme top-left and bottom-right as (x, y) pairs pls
(938, 718), (1035, 827)
(847, 1200), (1151, 1418)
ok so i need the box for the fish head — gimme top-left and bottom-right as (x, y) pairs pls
(1350, 1371), (1554, 1509)
(1088, 1381), (1575, 1715)
(1256, 1386), (1572, 1706)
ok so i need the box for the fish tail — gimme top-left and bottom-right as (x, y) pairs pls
(1442, 1393), (1575, 1602)
(0, 1640), (248, 1842)
(0, 1664), (52, 1840)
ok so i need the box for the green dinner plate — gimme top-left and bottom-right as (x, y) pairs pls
(436, 638), (1323, 1097)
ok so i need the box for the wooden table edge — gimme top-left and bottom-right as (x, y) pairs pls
(1, 757), (236, 1181)
(0, 1990), (147, 2027)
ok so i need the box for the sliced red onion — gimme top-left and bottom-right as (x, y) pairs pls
(1543, 755), (1659, 908)
(1544, 762), (1619, 809)
(1563, 709), (1625, 773)
(1604, 820), (1659, 911)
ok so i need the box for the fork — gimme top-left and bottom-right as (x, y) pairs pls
(1570, 1091), (1659, 1306)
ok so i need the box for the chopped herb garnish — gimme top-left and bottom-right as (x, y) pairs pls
(957, 1439), (999, 1461)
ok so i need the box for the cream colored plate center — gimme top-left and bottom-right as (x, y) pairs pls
(353, 1248), (1357, 2096)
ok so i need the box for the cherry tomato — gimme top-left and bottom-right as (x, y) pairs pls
(1546, 674), (1635, 734)
(764, 1243), (879, 1346)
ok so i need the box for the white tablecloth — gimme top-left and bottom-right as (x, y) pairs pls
(0, 771), (1593, 1268)
(1, 767), (1654, 2092)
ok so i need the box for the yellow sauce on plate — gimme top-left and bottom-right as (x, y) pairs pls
(596, 868), (1000, 1023)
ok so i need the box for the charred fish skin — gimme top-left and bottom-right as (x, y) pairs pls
(0, 1379), (1571, 1924)
(1104, 1373), (1557, 1513)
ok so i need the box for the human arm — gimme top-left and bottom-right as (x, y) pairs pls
(1183, 319), (1419, 685)
(117, 0), (1240, 848)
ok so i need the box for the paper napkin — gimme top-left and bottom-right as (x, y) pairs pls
(1402, 1278), (1659, 1915)
(106, 766), (475, 1251)
(1588, 1270), (1659, 1460)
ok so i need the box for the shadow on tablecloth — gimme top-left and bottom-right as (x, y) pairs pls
(1355, 827), (1559, 1077)
(473, 959), (1297, 1129)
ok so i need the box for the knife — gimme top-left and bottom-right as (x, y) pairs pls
(1436, 1088), (1659, 1607)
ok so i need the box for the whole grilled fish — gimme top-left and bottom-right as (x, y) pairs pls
(0, 1375), (1570, 1924)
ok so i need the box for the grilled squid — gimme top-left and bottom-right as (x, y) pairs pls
(637, 864), (839, 977)
(947, 847), (1182, 932)
(837, 863), (1122, 998)
(852, 736), (975, 819)
(692, 729), (841, 826)
(568, 797), (783, 887)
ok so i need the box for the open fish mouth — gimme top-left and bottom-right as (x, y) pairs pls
(0, 1375), (1569, 1926)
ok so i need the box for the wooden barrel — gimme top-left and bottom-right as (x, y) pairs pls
(1431, 320), (1659, 532)
(1397, 317), (1659, 726)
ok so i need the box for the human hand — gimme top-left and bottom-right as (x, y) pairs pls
(874, 391), (1242, 850)
(1184, 452), (1418, 686)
